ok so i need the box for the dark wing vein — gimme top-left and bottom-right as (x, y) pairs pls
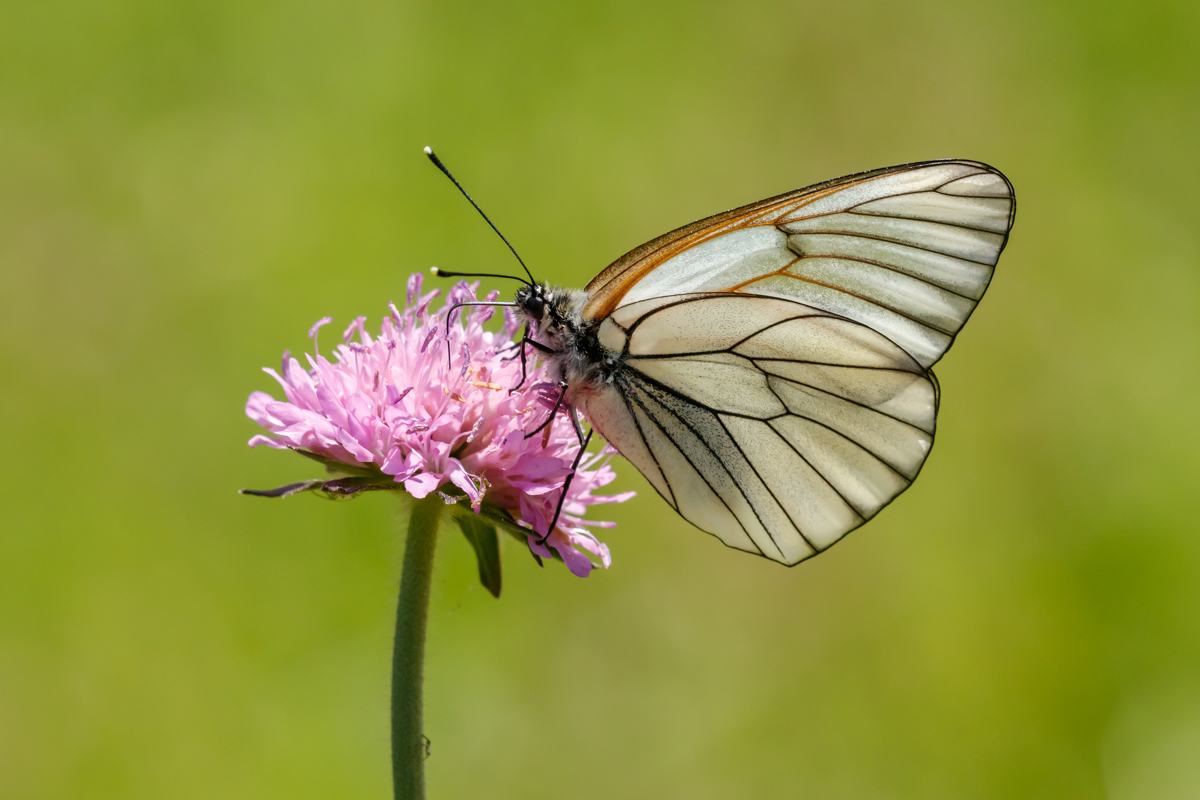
(625, 386), (767, 557)
(788, 253), (980, 302)
(762, 415), (872, 522)
(756, 364), (935, 434)
(780, 204), (1008, 237)
(771, 271), (961, 335)
(624, 355), (920, 521)
(617, 381), (677, 510)
(711, 413), (823, 551)
(777, 229), (996, 266)
(843, 208), (1007, 236)
(633, 355), (920, 482)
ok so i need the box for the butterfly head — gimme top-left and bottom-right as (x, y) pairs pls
(515, 282), (587, 350)
(516, 282), (548, 322)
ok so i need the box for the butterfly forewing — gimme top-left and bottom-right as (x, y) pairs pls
(583, 160), (1014, 369)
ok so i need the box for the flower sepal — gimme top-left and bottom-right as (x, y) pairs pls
(239, 446), (401, 499)
(239, 475), (401, 499)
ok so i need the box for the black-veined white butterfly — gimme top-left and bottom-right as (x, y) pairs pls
(429, 150), (1015, 566)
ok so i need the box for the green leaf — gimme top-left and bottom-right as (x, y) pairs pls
(469, 504), (566, 568)
(240, 476), (400, 500)
(455, 514), (502, 598)
(318, 477), (399, 498)
(474, 503), (536, 543)
(239, 480), (324, 498)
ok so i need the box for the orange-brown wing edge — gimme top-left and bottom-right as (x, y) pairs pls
(582, 159), (1002, 322)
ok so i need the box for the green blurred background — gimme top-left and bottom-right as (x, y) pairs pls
(3, 0), (1199, 797)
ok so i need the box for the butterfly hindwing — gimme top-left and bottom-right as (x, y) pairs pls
(579, 294), (938, 565)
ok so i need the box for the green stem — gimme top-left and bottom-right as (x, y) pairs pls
(392, 496), (444, 800)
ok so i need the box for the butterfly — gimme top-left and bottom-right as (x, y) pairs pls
(429, 151), (1015, 566)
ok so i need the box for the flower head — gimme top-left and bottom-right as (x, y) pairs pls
(245, 274), (633, 577)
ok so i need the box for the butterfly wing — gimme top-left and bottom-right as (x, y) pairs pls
(574, 161), (1014, 563)
(578, 293), (938, 565)
(583, 160), (1015, 369)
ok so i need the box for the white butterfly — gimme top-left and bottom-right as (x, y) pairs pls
(432, 155), (1015, 565)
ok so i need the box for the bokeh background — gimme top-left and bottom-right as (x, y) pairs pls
(3, 0), (1199, 798)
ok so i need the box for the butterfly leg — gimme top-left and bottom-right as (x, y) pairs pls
(536, 426), (594, 548)
(510, 336), (556, 393)
(499, 323), (529, 361)
(567, 401), (586, 446)
(524, 380), (568, 439)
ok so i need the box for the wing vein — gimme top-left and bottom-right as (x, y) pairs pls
(713, 414), (821, 551)
(754, 383), (916, 481)
(627, 389), (767, 557)
(761, 272), (959, 336)
(789, 253), (979, 302)
(626, 366), (774, 422)
(760, 366), (935, 434)
(618, 381), (677, 510)
(625, 358), (915, 496)
(762, 418), (870, 522)
(778, 229), (996, 266)
(844, 208), (1007, 236)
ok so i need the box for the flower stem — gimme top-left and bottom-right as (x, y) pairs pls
(392, 496), (444, 800)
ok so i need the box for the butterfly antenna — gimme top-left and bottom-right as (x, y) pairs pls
(429, 266), (529, 284)
(424, 146), (536, 286)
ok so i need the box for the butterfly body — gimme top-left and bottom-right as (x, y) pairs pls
(515, 283), (612, 393)
(507, 160), (1015, 566)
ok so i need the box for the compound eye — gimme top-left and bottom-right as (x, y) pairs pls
(527, 295), (545, 319)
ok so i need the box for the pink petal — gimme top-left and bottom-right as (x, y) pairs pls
(382, 449), (422, 480)
(246, 391), (280, 428)
(552, 538), (595, 577)
(404, 472), (443, 498)
(335, 429), (376, 463)
(247, 435), (287, 449)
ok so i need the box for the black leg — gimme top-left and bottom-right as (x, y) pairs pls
(509, 336), (529, 391)
(510, 335), (556, 393)
(524, 381), (568, 439)
(537, 427), (594, 547)
(567, 404), (586, 446)
(500, 324), (531, 362)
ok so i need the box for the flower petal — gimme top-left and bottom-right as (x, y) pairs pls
(404, 472), (443, 499)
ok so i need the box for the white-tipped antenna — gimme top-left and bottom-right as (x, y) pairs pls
(424, 146), (536, 286)
(429, 265), (529, 284)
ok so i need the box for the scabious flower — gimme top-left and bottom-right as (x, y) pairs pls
(244, 274), (633, 577)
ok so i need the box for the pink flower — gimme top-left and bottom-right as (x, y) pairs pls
(244, 274), (633, 577)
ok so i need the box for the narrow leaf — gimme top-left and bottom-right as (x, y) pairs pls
(319, 477), (398, 496)
(239, 480), (324, 498)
